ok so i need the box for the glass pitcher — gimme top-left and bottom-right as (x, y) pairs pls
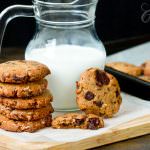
(0, 0), (106, 111)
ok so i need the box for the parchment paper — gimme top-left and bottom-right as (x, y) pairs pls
(0, 42), (150, 143)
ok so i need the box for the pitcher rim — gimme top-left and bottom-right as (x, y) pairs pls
(33, 0), (98, 7)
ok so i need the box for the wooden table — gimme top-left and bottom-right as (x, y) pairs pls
(0, 47), (149, 150)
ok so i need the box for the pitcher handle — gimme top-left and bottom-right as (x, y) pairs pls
(0, 5), (34, 56)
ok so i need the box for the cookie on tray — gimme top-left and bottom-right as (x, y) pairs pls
(141, 61), (150, 76)
(0, 79), (48, 98)
(76, 68), (122, 118)
(0, 103), (54, 121)
(0, 60), (50, 83)
(0, 114), (52, 132)
(106, 62), (142, 76)
(52, 113), (104, 130)
(139, 76), (150, 82)
(0, 90), (53, 109)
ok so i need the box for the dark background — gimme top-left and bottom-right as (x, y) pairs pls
(0, 0), (150, 54)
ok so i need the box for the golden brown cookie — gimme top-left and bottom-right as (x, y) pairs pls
(76, 68), (122, 118)
(139, 76), (150, 82)
(106, 62), (142, 76)
(0, 114), (52, 132)
(0, 90), (53, 109)
(0, 79), (48, 98)
(52, 113), (104, 130)
(141, 61), (150, 76)
(0, 60), (50, 83)
(0, 103), (54, 121)
(77, 68), (110, 88)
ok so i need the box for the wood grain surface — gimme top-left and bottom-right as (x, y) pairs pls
(0, 115), (149, 150)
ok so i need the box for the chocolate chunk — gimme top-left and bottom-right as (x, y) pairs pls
(75, 118), (85, 126)
(81, 108), (86, 111)
(87, 118), (100, 130)
(62, 123), (68, 126)
(93, 101), (103, 107)
(95, 70), (110, 87)
(116, 90), (120, 97)
(12, 90), (17, 97)
(85, 91), (95, 100)
(12, 75), (27, 82)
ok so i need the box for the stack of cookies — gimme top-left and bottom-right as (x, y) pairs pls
(0, 60), (53, 132)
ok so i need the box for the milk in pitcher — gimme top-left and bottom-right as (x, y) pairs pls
(25, 44), (106, 111)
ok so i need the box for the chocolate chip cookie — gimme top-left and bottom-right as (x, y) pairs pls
(0, 60), (50, 83)
(106, 62), (142, 76)
(0, 79), (48, 98)
(0, 114), (52, 132)
(0, 90), (53, 109)
(76, 68), (122, 118)
(141, 61), (150, 76)
(0, 103), (54, 121)
(52, 113), (104, 130)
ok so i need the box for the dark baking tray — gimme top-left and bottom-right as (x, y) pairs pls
(105, 66), (150, 101)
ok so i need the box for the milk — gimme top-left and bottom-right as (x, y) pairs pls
(25, 45), (106, 111)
